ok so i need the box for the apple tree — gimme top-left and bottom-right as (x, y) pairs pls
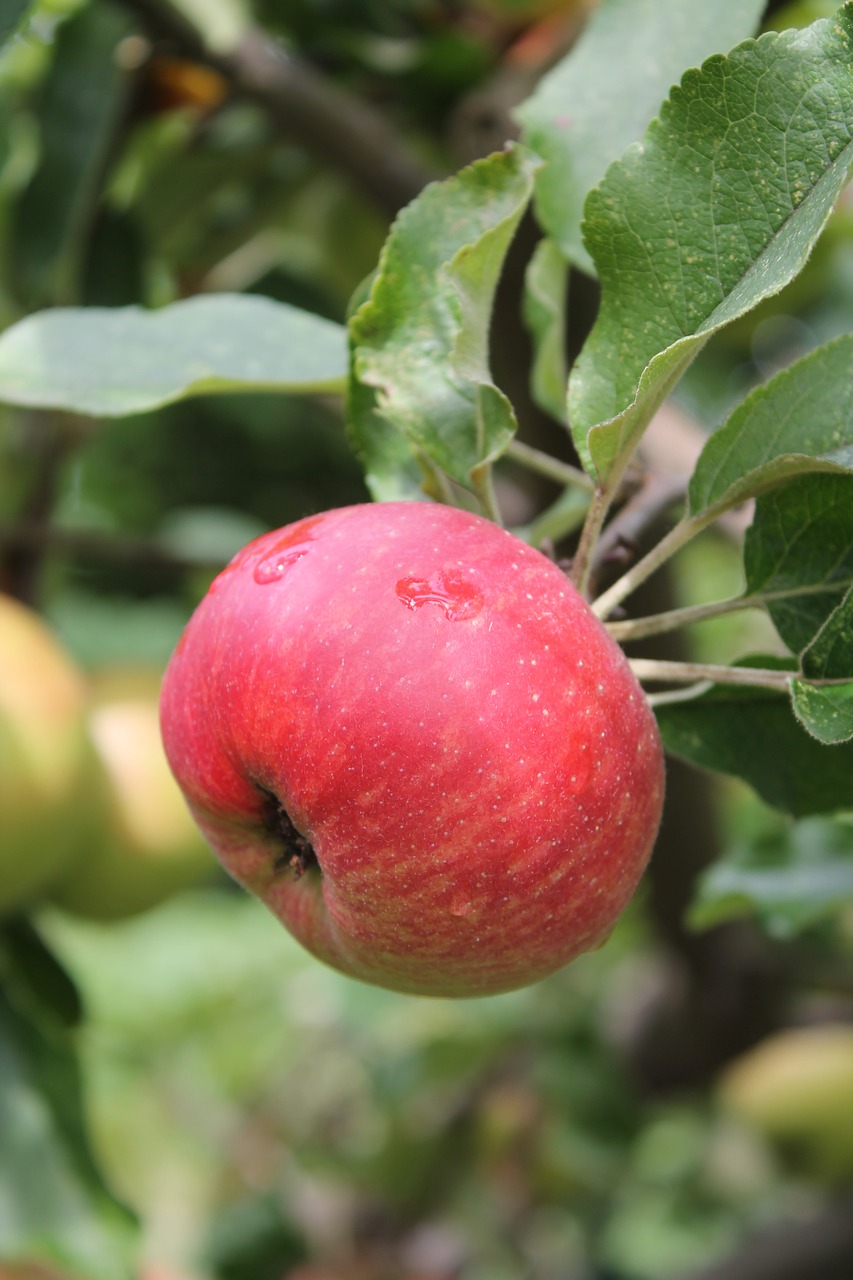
(1, 0), (853, 1277)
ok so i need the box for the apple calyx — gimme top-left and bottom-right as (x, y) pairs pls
(259, 785), (319, 879)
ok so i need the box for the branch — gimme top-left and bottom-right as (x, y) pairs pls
(120, 0), (436, 218)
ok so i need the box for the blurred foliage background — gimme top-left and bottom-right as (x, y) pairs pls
(1, 1), (853, 1279)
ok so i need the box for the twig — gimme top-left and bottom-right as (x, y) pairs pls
(119, 0), (436, 218)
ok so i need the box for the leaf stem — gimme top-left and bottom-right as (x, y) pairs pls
(505, 439), (595, 492)
(629, 658), (794, 691)
(608, 595), (750, 641)
(607, 581), (849, 643)
(591, 510), (714, 619)
(632, 659), (852, 694)
(570, 484), (613, 596)
(475, 465), (505, 527)
(645, 682), (715, 708)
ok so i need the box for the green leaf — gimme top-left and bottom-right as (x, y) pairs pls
(791, 676), (853, 743)
(688, 334), (853, 517)
(695, 361), (853, 748)
(348, 145), (538, 502)
(1, 917), (82, 1032)
(10, 2), (132, 307)
(568, 10), (853, 485)
(0, 295), (348, 416)
(791, 587), (853, 742)
(345, 372), (428, 501)
(744, 472), (853, 653)
(689, 815), (853, 937)
(0, 926), (135, 1278)
(521, 237), (569, 424)
(802, 585), (853, 678)
(655, 674), (853, 816)
(515, 0), (764, 275)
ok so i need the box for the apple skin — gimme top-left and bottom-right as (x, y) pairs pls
(0, 594), (93, 913)
(160, 502), (665, 997)
(48, 669), (215, 920)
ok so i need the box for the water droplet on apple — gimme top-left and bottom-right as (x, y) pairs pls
(253, 548), (309, 584)
(450, 887), (473, 917)
(395, 570), (483, 621)
(252, 516), (324, 586)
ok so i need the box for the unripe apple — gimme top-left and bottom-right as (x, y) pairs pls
(49, 669), (215, 920)
(718, 1024), (853, 1181)
(0, 594), (92, 913)
(160, 502), (664, 996)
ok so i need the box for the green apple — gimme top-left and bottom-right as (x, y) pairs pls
(0, 594), (92, 913)
(49, 668), (216, 920)
(718, 1024), (853, 1181)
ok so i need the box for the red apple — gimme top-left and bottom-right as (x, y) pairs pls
(160, 502), (664, 997)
